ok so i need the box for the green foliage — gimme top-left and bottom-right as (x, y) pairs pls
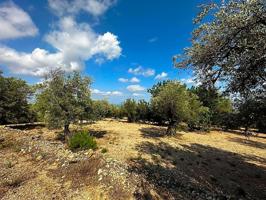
(175, 0), (266, 96)
(123, 98), (138, 122)
(187, 92), (210, 130)
(91, 100), (123, 120)
(68, 130), (97, 151)
(136, 100), (151, 122)
(92, 100), (112, 120)
(148, 80), (174, 97)
(0, 71), (36, 124)
(236, 96), (266, 132)
(34, 70), (92, 136)
(190, 85), (233, 126)
(101, 148), (108, 153)
(110, 104), (124, 119)
(150, 81), (208, 134)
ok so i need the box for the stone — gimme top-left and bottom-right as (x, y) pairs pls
(36, 155), (43, 161)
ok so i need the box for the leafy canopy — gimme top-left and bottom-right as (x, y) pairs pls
(0, 71), (35, 124)
(174, 0), (266, 96)
(34, 70), (92, 134)
(150, 82), (208, 134)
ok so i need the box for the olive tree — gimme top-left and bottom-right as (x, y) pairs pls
(174, 0), (266, 96)
(0, 71), (36, 124)
(34, 70), (92, 138)
(151, 82), (208, 135)
(123, 98), (137, 122)
(189, 85), (232, 126)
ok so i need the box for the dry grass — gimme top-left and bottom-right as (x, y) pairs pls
(86, 119), (266, 199)
(0, 119), (265, 199)
(86, 119), (266, 165)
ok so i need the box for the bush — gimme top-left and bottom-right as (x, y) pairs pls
(68, 131), (97, 151)
(101, 148), (108, 153)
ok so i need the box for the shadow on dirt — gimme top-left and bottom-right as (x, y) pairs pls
(215, 128), (266, 139)
(228, 137), (266, 150)
(139, 127), (183, 139)
(87, 130), (107, 138)
(128, 142), (266, 200)
(139, 127), (166, 138)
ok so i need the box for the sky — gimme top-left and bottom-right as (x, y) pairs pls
(0, 0), (208, 104)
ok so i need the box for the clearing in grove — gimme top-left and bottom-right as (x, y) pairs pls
(0, 119), (265, 200)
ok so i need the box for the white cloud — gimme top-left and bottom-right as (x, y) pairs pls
(0, 17), (122, 76)
(148, 37), (158, 43)
(155, 72), (168, 80)
(118, 77), (140, 83)
(130, 77), (140, 83)
(91, 89), (122, 96)
(118, 78), (128, 83)
(128, 66), (155, 77)
(0, 1), (38, 40)
(48, 0), (115, 17)
(127, 84), (145, 92)
(180, 77), (200, 86)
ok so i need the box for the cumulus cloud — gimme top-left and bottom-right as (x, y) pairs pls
(91, 89), (122, 96)
(118, 78), (128, 83)
(0, 1), (38, 40)
(180, 77), (200, 86)
(130, 77), (140, 83)
(48, 0), (115, 17)
(155, 72), (168, 80)
(128, 66), (155, 77)
(45, 16), (121, 61)
(118, 77), (140, 83)
(0, 16), (122, 76)
(127, 84), (145, 92)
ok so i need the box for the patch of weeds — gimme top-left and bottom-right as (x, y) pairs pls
(101, 148), (108, 153)
(0, 139), (22, 152)
(3, 175), (25, 188)
(4, 160), (13, 168)
(12, 144), (22, 153)
(68, 130), (97, 151)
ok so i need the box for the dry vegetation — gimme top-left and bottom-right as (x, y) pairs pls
(0, 119), (265, 200)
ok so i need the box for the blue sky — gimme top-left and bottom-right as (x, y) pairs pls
(0, 0), (208, 103)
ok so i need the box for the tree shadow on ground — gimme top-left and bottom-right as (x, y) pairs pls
(139, 127), (167, 138)
(139, 127), (183, 139)
(214, 128), (266, 139)
(128, 142), (266, 200)
(228, 137), (266, 150)
(87, 129), (107, 138)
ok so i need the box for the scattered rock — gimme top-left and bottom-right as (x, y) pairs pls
(36, 155), (43, 161)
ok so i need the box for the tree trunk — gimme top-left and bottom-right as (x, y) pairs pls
(64, 124), (71, 140)
(166, 121), (177, 135)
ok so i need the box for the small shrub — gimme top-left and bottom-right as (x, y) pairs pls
(101, 148), (108, 153)
(68, 130), (97, 151)
(4, 160), (13, 168)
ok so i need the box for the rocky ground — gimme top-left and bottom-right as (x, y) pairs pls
(0, 119), (266, 200)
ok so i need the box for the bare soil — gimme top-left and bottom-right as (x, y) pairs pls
(0, 119), (265, 200)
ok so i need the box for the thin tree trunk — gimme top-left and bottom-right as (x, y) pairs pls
(64, 124), (71, 140)
(166, 121), (177, 135)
